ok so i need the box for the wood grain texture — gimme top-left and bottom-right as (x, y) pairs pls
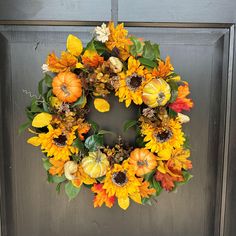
(0, 26), (229, 236)
(0, 0), (111, 21)
(118, 0), (236, 23)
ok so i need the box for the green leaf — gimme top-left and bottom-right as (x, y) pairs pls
(142, 197), (152, 206)
(72, 138), (86, 154)
(94, 40), (107, 55)
(144, 170), (156, 182)
(72, 91), (86, 108)
(88, 120), (100, 133)
(85, 134), (103, 151)
(42, 158), (52, 171)
(143, 41), (155, 60)
(47, 174), (66, 183)
(152, 43), (160, 59)
(46, 89), (53, 102)
(172, 171), (193, 191)
(97, 130), (116, 136)
(152, 178), (162, 196)
(168, 108), (178, 118)
(56, 182), (62, 194)
(183, 136), (191, 149)
(44, 74), (53, 87)
(168, 80), (179, 103)
(38, 78), (44, 95)
(65, 181), (81, 200)
(138, 57), (156, 68)
(129, 36), (143, 57)
(18, 121), (31, 134)
(85, 39), (96, 52)
(135, 136), (146, 148)
(42, 101), (49, 112)
(30, 98), (43, 113)
(26, 107), (34, 120)
(96, 175), (105, 183)
(123, 120), (137, 132)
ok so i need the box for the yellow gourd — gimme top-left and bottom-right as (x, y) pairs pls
(81, 151), (109, 178)
(142, 78), (171, 108)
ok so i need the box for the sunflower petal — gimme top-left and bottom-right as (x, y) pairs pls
(118, 197), (130, 210)
(27, 136), (41, 146)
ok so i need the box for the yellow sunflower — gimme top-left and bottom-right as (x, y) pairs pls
(139, 117), (185, 153)
(115, 56), (152, 107)
(103, 160), (141, 210)
(27, 125), (78, 161)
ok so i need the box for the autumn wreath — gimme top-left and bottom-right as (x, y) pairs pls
(20, 22), (194, 210)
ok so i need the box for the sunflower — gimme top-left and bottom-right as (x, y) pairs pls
(115, 56), (152, 107)
(139, 117), (185, 153)
(27, 125), (78, 161)
(103, 160), (141, 210)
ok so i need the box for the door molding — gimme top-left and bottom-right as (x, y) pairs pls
(0, 20), (235, 236)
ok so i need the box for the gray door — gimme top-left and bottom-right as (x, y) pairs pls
(0, 1), (236, 236)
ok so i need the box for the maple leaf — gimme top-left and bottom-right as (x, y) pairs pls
(91, 183), (115, 208)
(155, 171), (183, 191)
(47, 51), (77, 73)
(139, 180), (156, 198)
(49, 158), (66, 176)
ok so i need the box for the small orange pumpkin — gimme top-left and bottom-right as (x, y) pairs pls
(52, 71), (82, 103)
(129, 148), (157, 176)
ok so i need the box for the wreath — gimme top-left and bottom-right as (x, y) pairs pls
(20, 22), (194, 210)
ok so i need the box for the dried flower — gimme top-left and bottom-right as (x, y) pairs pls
(95, 23), (110, 43)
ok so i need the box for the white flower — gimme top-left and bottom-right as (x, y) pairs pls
(41, 64), (49, 73)
(177, 113), (190, 123)
(64, 161), (78, 180)
(95, 23), (110, 43)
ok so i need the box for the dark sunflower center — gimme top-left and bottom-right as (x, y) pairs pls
(126, 74), (142, 90)
(53, 134), (67, 147)
(112, 171), (128, 186)
(156, 129), (173, 143)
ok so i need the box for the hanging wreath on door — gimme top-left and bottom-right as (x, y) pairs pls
(20, 22), (194, 210)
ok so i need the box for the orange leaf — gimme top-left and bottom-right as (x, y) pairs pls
(49, 158), (65, 176)
(155, 171), (183, 191)
(152, 56), (174, 78)
(91, 183), (115, 208)
(47, 51), (77, 73)
(139, 180), (156, 198)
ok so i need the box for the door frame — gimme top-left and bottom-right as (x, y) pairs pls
(0, 20), (235, 236)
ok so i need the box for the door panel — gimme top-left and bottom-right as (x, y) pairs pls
(0, 25), (229, 236)
(0, 0), (111, 21)
(118, 0), (236, 23)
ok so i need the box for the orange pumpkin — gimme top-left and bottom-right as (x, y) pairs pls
(52, 71), (82, 103)
(129, 148), (157, 176)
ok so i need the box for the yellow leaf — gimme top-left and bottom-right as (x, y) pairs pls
(67, 34), (83, 57)
(118, 197), (130, 210)
(32, 112), (52, 128)
(94, 98), (110, 113)
(27, 136), (41, 146)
